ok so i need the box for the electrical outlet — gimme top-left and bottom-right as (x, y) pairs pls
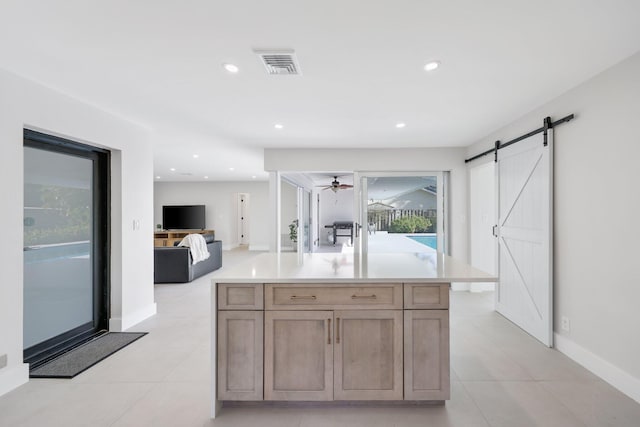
(0, 354), (7, 369)
(561, 316), (571, 332)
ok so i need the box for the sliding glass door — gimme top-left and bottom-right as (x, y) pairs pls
(300, 188), (312, 253)
(23, 130), (109, 366)
(355, 172), (445, 254)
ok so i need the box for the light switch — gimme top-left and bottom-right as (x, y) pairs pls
(0, 354), (7, 369)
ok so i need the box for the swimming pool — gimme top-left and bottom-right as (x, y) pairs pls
(407, 235), (437, 250)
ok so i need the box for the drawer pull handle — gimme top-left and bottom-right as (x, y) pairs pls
(336, 317), (340, 344)
(327, 318), (332, 344)
(290, 295), (317, 300)
(351, 294), (377, 300)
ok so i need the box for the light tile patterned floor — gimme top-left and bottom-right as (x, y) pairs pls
(1, 247), (639, 427)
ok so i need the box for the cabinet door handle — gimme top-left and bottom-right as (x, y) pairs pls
(351, 294), (377, 300)
(327, 318), (332, 344)
(336, 317), (340, 344)
(290, 295), (317, 300)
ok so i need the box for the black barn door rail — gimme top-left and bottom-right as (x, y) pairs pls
(464, 114), (575, 164)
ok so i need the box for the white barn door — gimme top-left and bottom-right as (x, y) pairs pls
(496, 130), (553, 347)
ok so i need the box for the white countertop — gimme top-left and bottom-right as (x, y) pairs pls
(213, 252), (496, 284)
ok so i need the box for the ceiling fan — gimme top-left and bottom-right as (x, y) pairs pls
(316, 176), (353, 192)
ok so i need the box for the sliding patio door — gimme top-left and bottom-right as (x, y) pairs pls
(354, 172), (444, 255)
(23, 130), (109, 366)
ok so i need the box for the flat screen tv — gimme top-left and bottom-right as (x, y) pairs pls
(162, 205), (206, 230)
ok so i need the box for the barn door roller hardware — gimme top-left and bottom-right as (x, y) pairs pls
(465, 114), (574, 164)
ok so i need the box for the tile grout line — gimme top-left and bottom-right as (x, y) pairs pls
(458, 380), (495, 427)
(106, 381), (160, 427)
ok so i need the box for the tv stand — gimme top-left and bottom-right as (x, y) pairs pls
(154, 229), (215, 247)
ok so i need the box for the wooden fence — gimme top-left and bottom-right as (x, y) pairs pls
(367, 209), (437, 232)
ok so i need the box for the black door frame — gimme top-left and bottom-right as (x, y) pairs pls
(23, 129), (110, 367)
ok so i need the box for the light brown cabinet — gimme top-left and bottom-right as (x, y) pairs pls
(264, 309), (403, 401)
(265, 283), (403, 310)
(404, 309), (450, 400)
(264, 311), (333, 400)
(218, 283), (264, 310)
(153, 229), (215, 247)
(217, 284), (264, 401)
(217, 310), (263, 400)
(334, 310), (403, 400)
(217, 282), (450, 403)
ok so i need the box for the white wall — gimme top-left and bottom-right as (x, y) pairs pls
(466, 52), (640, 402)
(319, 188), (354, 245)
(0, 68), (155, 396)
(154, 181), (270, 251)
(264, 148), (469, 261)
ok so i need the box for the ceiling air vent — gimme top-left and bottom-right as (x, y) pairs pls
(254, 49), (301, 75)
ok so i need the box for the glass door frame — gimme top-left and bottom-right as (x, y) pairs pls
(353, 171), (445, 255)
(297, 187), (312, 253)
(23, 129), (110, 367)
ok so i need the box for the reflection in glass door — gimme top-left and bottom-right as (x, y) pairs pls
(301, 189), (312, 253)
(358, 173), (444, 254)
(23, 130), (109, 367)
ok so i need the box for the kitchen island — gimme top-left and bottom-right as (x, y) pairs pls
(211, 252), (495, 418)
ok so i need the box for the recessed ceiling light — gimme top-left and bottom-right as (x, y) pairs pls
(274, 123), (284, 130)
(251, 175), (257, 179)
(223, 63), (239, 73)
(424, 61), (440, 72)
(229, 167), (235, 171)
(193, 154), (199, 159)
(170, 168), (176, 172)
(204, 176), (209, 179)
(395, 123), (406, 128)
(156, 176), (161, 179)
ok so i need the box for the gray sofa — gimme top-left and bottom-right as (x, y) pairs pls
(154, 233), (222, 283)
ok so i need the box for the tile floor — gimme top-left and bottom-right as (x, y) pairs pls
(1, 247), (639, 426)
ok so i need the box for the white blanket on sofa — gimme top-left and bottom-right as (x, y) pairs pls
(178, 234), (210, 265)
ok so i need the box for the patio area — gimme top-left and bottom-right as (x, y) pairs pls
(315, 231), (437, 254)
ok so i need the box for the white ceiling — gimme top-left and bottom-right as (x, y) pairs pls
(2, 1), (640, 182)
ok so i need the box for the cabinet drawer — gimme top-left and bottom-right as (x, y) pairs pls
(218, 284), (264, 310)
(265, 283), (402, 310)
(404, 284), (449, 309)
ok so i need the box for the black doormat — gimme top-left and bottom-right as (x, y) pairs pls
(29, 332), (147, 379)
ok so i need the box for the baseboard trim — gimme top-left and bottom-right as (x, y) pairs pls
(248, 244), (269, 251)
(0, 363), (29, 397)
(554, 333), (640, 404)
(109, 302), (157, 332)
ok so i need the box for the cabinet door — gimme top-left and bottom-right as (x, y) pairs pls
(334, 310), (403, 400)
(404, 310), (450, 400)
(217, 311), (263, 400)
(264, 311), (333, 400)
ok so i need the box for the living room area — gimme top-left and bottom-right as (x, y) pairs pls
(3, 2), (640, 426)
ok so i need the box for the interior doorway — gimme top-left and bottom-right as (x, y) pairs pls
(236, 193), (249, 246)
(23, 129), (110, 368)
(469, 161), (496, 292)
